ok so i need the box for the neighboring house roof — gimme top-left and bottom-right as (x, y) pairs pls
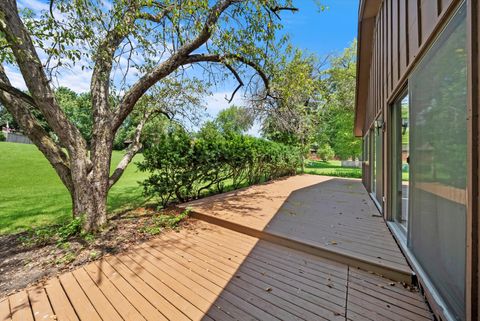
(354, 0), (382, 137)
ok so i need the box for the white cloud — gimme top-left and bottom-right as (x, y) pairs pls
(204, 91), (245, 118)
(53, 66), (92, 93)
(4, 66), (27, 90)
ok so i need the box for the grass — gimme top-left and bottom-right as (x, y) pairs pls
(303, 160), (362, 179)
(0, 142), (148, 234)
(0, 142), (364, 235)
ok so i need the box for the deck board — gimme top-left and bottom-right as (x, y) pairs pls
(1, 175), (434, 320)
(0, 298), (11, 321)
(181, 175), (411, 278)
(72, 268), (123, 321)
(92, 260), (167, 321)
(9, 291), (33, 321)
(58, 273), (102, 321)
(44, 278), (79, 321)
(27, 286), (54, 321)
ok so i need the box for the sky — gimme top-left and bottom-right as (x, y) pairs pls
(209, 0), (360, 135)
(7, 0), (359, 135)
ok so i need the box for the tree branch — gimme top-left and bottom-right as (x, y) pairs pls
(224, 63), (243, 103)
(184, 53), (270, 101)
(0, 82), (36, 107)
(0, 0), (87, 153)
(112, 0), (242, 131)
(0, 65), (73, 192)
(108, 110), (151, 189)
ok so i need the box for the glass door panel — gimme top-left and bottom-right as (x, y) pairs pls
(391, 94), (409, 233)
(409, 3), (467, 319)
(371, 128), (376, 197)
(370, 125), (382, 209)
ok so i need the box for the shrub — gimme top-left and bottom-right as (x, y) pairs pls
(0, 131), (5, 142)
(138, 125), (301, 207)
(317, 143), (335, 161)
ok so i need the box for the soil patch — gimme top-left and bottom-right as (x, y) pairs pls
(0, 207), (188, 297)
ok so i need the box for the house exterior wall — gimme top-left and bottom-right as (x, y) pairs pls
(355, 1), (478, 320)
(359, 0), (456, 137)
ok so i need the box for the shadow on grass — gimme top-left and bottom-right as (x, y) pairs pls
(108, 185), (152, 215)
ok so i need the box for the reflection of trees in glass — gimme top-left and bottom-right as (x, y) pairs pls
(410, 6), (467, 189)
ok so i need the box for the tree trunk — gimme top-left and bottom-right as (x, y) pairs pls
(70, 174), (109, 231)
(68, 147), (110, 232)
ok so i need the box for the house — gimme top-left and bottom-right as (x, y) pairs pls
(355, 1), (478, 320)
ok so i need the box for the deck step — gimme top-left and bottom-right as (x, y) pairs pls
(189, 209), (415, 285)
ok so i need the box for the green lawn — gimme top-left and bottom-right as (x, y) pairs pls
(0, 142), (148, 234)
(304, 160), (362, 179)
(0, 143), (364, 235)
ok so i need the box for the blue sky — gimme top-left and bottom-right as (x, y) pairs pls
(282, 0), (359, 57)
(213, 0), (360, 135)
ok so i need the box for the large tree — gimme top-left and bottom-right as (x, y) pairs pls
(252, 50), (323, 169)
(0, 0), (299, 231)
(317, 41), (361, 160)
(215, 105), (253, 135)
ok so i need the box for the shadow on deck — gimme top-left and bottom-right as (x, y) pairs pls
(181, 174), (412, 283)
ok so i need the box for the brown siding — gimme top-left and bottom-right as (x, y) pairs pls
(362, 0), (458, 136)
(399, 0), (408, 73)
(420, 0), (438, 42)
(407, 0), (420, 62)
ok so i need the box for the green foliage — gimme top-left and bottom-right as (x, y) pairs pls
(56, 87), (93, 144)
(18, 216), (87, 247)
(55, 251), (76, 265)
(0, 131), (5, 142)
(113, 77), (208, 150)
(0, 104), (17, 129)
(56, 216), (84, 242)
(258, 50), (322, 149)
(215, 105), (253, 136)
(316, 143), (334, 161)
(304, 160), (361, 179)
(140, 208), (191, 235)
(316, 41), (361, 160)
(138, 124), (301, 207)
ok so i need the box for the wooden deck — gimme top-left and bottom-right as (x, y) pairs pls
(0, 220), (432, 321)
(0, 175), (433, 320)
(181, 175), (412, 282)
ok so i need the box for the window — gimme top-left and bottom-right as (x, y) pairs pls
(408, 3), (467, 319)
(390, 93), (409, 234)
(371, 120), (383, 208)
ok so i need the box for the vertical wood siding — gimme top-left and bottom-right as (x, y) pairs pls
(362, 0), (456, 134)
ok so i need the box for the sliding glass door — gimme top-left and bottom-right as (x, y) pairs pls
(392, 3), (467, 319)
(371, 124), (383, 209)
(391, 94), (409, 233)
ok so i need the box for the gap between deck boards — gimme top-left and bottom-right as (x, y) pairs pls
(187, 210), (415, 285)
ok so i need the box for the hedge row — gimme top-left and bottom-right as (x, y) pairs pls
(138, 126), (301, 207)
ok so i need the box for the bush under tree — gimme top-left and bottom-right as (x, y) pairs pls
(138, 124), (301, 207)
